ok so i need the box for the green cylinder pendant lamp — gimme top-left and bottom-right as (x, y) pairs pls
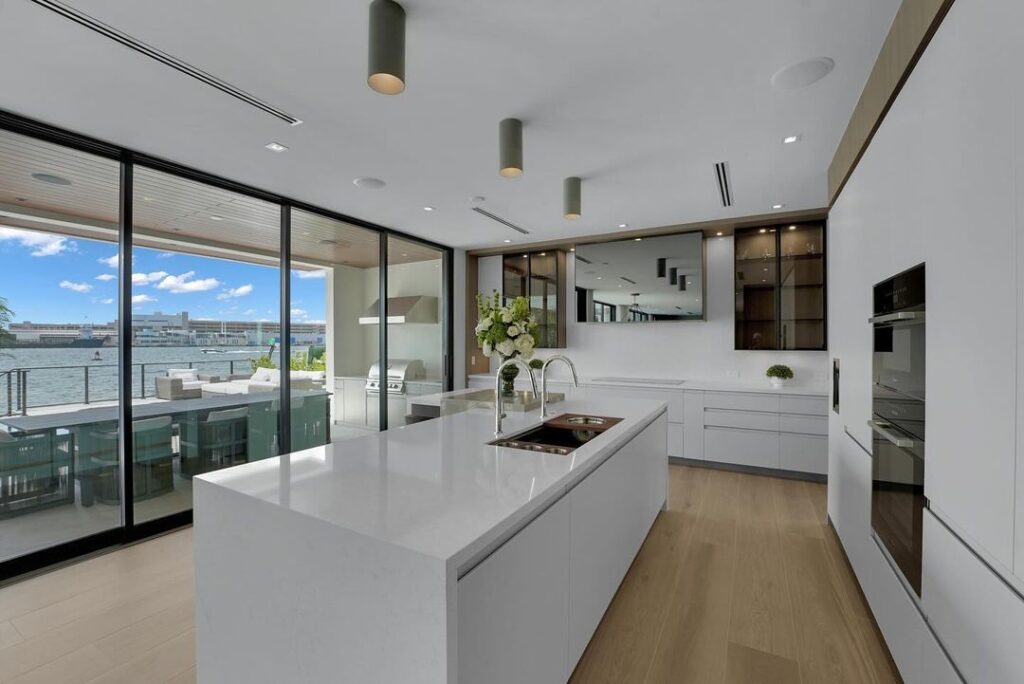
(564, 176), (582, 219)
(499, 118), (523, 177)
(367, 0), (406, 95)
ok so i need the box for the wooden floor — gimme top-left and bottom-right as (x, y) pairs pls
(0, 465), (899, 684)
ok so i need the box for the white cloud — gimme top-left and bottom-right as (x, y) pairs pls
(97, 254), (119, 268)
(0, 227), (72, 257)
(94, 273), (116, 282)
(132, 293), (157, 304)
(59, 280), (92, 293)
(305, 319), (326, 325)
(99, 298), (114, 305)
(132, 271), (169, 286)
(293, 269), (327, 280)
(216, 284), (253, 300)
(290, 308), (308, 318)
(156, 252), (175, 259)
(243, 308), (257, 316)
(155, 271), (220, 293)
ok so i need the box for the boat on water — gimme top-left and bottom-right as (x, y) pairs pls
(200, 348), (227, 354)
(91, 351), (103, 361)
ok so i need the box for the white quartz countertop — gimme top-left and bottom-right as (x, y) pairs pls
(197, 396), (667, 571)
(467, 373), (827, 396)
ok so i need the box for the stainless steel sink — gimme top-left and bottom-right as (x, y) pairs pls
(488, 414), (623, 455)
(491, 440), (573, 456)
(564, 416), (606, 426)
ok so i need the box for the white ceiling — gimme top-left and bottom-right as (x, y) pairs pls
(0, 0), (898, 250)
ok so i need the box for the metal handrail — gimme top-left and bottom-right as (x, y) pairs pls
(0, 357), (263, 416)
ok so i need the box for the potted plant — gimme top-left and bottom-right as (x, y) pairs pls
(475, 290), (538, 396)
(766, 364), (794, 388)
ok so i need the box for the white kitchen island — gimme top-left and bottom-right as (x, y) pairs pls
(193, 396), (668, 684)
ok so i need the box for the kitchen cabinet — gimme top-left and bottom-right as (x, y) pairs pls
(735, 222), (826, 351)
(458, 496), (571, 684)
(502, 250), (567, 348)
(704, 426), (779, 469)
(342, 379), (367, 426)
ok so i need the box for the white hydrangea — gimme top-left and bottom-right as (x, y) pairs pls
(507, 325), (520, 337)
(501, 311), (513, 323)
(496, 339), (515, 357)
(476, 318), (493, 333)
(482, 340), (493, 358)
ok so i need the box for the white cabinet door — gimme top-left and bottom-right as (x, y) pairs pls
(668, 422), (683, 458)
(683, 390), (704, 460)
(779, 433), (827, 475)
(584, 384), (683, 423)
(458, 496), (571, 684)
(333, 379), (346, 423)
(704, 426), (779, 469)
(567, 416), (665, 667)
(343, 382), (367, 425)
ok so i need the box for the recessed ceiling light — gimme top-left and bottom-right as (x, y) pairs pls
(716, 231), (723, 237)
(503, 239), (512, 243)
(789, 225), (797, 230)
(771, 204), (785, 210)
(782, 135), (801, 144)
(265, 142), (288, 152)
(142, 196), (154, 202)
(423, 206), (434, 212)
(522, 254), (528, 258)
(618, 223), (628, 228)
(210, 215), (224, 221)
(31, 172), (71, 186)
(401, 253), (408, 257)
(353, 177), (387, 190)
(759, 228), (767, 233)
(633, 238), (642, 242)
(570, 247), (575, 252)
(596, 276), (602, 280)
(539, 252), (546, 256)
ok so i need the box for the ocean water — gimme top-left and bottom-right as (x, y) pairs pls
(0, 346), (305, 413)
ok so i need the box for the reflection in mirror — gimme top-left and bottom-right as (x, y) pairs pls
(574, 232), (704, 322)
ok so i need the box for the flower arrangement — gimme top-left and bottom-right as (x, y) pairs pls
(475, 291), (538, 394)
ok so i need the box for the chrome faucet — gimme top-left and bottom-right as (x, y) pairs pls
(540, 355), (579, 418)
(494, 357), (539, 436)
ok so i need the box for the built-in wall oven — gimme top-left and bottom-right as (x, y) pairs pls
(869, 263), (926, 595)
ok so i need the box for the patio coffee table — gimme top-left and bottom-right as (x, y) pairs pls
(201, 383), (247, 398)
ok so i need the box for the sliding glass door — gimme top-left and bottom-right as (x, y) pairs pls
(0, 110), (452, 579)
(0, 128), (122, 564)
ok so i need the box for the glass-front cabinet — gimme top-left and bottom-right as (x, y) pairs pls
(502, 250), (565, 348)
(735, 222), (826, 350)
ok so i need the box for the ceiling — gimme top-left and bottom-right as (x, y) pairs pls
(0, 0), (899, 250)
(575, 232), (704, 315)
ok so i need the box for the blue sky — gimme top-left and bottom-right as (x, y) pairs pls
(0, 228), (326, 325)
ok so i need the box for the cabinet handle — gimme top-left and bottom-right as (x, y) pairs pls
(866, 419), (915, 449)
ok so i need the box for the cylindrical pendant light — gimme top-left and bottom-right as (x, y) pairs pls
(499, 118), (523, 177)
(679, 275), (688, 291)
(563, 176), (582, 219)
(656, 258), (667, 278)
(669, 267), (678, 285)
(367, 0), (406, 95)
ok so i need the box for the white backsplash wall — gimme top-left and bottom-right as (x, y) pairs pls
(474, 236), (828, 385)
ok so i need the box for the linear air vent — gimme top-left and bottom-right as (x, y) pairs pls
(575, 255), (593, 265)
(471, 207), (530, 235)
(715, 162), (733, 207)
(619, 276), (637, 285)
(29, 0), (303, 126)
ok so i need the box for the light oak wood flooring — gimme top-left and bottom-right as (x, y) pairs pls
(0, 465), (899, 684)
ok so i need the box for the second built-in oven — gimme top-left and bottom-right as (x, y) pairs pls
(869, 263), (926, 596)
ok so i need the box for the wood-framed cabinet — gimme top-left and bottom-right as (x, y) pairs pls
(734, 222), (826, 350)
(502, 250), (567, 348)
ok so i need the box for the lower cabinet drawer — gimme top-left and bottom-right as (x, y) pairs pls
(779, 413), (828, 436)
(668, 423), (683, 458)
(778, 433), (827, 475)
(703, 426), (779, 469)
(704, 408), (779, 432)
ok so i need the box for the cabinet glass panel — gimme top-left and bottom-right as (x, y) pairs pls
(779, 223), (825, 350)
(735, 228), (779, 349)
(386, 236), (444, 427)
(290, 209), (380, 444)
(502, 253), (528, 300)
(529, 251), (559, 348)
(131, 166), (282, 523)
(0, 128), (122, 562)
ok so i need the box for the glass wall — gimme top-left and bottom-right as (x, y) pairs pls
(0, 112), (451, 577)
(386, 236), (445, 427)
(290, 209), (380, 443)
(0, 128), (122, 563)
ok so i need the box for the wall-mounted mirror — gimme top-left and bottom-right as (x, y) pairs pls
(574, 231), (705, 322)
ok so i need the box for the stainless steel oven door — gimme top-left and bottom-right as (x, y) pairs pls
(872, 312), (925, 401)
(869, 418), (925, 595)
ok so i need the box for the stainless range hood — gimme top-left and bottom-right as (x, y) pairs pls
(358, 296), (438, 325)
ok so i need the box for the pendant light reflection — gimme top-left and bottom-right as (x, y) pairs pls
(499, 118), (523, 177)
(367, 0), (406, 95)
(563, 176), (582, 219)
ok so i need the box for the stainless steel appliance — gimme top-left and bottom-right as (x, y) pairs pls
(365, 359), (426, 394)
(869, 263), (926, 595)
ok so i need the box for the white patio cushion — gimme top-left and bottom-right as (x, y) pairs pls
(167, 368), (199, 382)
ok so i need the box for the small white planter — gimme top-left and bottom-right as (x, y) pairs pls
(768, 376), (788, 388)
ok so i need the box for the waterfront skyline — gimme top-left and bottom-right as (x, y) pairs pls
(0, 229), (327, 325)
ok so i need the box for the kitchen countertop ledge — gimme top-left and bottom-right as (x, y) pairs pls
(196, 395), (667, 575)
(467, 373), (827, 396)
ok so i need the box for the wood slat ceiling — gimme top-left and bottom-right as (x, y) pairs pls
(0, 128), (441, 269)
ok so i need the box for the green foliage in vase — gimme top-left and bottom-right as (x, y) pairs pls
(766, 364), (794, 380)
(475, 290), (538, 361)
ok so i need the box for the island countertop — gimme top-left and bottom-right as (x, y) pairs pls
(195, 395), (667, 573)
